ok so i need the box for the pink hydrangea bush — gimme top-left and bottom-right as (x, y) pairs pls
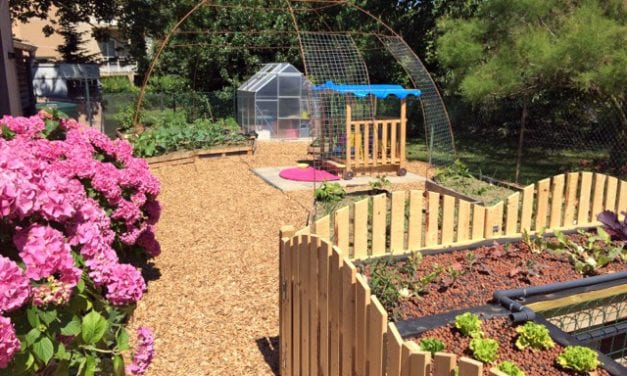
(0, 112), (160, 374)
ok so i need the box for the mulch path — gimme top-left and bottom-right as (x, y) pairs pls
(128, 140), (430, 375)
(411, 318), (610, 376)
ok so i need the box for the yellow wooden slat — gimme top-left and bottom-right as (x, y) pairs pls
(618, 181), (627, 221)
(401, 342), (413, 376)
(381, 122), (388, 165)
(372, 194), (387, 256)
(441, 195), (455, 245)
(372, 122), (379, 167)
(345, 102), (352, 172)
(334, 206), (349, 254)
(386, 323), (403, 376)
(354, 275), (370, 376)
(299, 236), (310, 375)
(308, 238), (319, 375)
(433, 353), (456, 376)
(341, 258), (356, 376)
(457, 200), (471, 242)
(329, 248), (342, 375)
(364, 122), (370, 166)
(426, 192), (440, 246)
(604, 176), (618, 212)
(577, 172), (593, 225)
(367, 296), (387, 376)
(591, 173), (607, 221)
(549, 174), (565, 229)
(535, 178), (550, 231)
(391, 191), (406, 253)
(317, 241), (331, 376)
(563, 172), (580, 227)
(409, 348), (431, 376)
(484, 201), (504, 239)
(407, 190), (424, 250)
(353, 198), (369, 259)
(399, 100), (407, 169)
(280, 228), (295, 376)
(520, 184), (535, 233)
(505, 192), (520, 235)
(355, 123), (362, 166)
(458, 357), (483, 376)
(471, 205), (486, 241)
(291, 237), (301, 374)
(391, 120), (397, 162)
(315, 215), (331, 242)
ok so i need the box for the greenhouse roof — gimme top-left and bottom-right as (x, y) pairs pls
(238, 63), (302, 93)
(312, 81), (421, 99)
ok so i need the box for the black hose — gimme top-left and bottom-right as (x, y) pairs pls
(493, 271), (627, 322)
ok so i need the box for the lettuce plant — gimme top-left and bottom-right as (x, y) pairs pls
(469, 337), (499, 363)
(418, 338), (446, 355)
(551, 229), (625, 275)
(0, 113), (160, 375)
(515, 322), (555, 351)
(556, 346), (600, 373)
(454, 312), (483, 338)
(497, 361), (525, 376)
(597, 210), (627, 241)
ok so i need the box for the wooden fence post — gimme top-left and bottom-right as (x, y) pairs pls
(279, 225), (295, 376)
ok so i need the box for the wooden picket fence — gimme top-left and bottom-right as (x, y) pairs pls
(279, 230), (518, 375)
(309, 172), (626, 260)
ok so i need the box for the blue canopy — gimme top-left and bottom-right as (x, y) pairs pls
(312, 81), (421, 99)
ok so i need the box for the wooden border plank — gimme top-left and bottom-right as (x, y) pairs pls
(354, 275), (371, 376)
(591, 173), (607, 221)
(433, 353), (456, 376)
(441, 195), (456, 245)
(471, 205), (486, 241)
(372, 194), (387, 256)
(549, 174), (565, 229)
(386, 323), (403, 376)
(292, 237), (302, 374)
(308, 238), (319, 375)
(315, 215), (331, 242)
(520, 184), (534, 232)
(457, 200), (471, 242)
(329, 248), (342, 375)
(391, 191), (406, 253)
(409, 348), (431, 376)
(604, 176), (618, 212)
(334, 207), (350, 254)
(484, 201), (504, 239)
(618, 180), (627, 221)
(299, 236), (310, 375)
(367, 296), (387, 376)
(341, 258), (356, 376)
(353, 199), (369, 259)
(426, 192), (440, 246)
(458, 357), (483, 376)
(317, 241), (331, 376)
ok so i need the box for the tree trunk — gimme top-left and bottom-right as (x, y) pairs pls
(515, 101), (528, 184)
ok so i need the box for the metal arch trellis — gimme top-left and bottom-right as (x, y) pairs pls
(133, 0), (456, 165)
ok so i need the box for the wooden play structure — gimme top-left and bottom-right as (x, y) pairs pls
(311, 82), (421, 180)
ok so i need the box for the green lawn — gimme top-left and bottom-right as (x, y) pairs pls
(407, 137), (613, 185)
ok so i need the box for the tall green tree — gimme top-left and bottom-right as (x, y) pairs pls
(436, 0), (626, 181)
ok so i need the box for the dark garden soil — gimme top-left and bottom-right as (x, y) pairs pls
(360, 237), (626, 320)
(411, 318), (611, 376)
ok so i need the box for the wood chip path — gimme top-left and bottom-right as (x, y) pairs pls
(129, 141), (430, 375)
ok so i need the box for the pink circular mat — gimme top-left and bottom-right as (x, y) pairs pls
(279, 167), (340, 182)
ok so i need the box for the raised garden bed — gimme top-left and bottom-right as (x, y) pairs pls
(145, 143), (254, 165)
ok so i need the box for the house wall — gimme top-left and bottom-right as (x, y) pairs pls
(0, 1), (22, 116)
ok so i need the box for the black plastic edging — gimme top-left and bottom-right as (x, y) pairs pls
(493, 271), (627, 323)
(574, 321), (627, 343)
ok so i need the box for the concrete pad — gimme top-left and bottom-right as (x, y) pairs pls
(252, 166), (427, 192)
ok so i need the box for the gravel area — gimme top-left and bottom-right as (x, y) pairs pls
(129, 140), (430, 375)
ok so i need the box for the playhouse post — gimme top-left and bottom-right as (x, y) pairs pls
(345, 98), (352, 175)
(400, 98), (407, 171)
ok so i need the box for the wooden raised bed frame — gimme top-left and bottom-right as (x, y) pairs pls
(279, 171), (626, 375)
(146, 143), (254, 166)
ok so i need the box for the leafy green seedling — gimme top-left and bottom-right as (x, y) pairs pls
(469, 337), (499, 363)
(314, 182), (346, 203)
(556, 346), (600, 373)
(497, 361), (526, 376)
(454, 312), (483, 338)
(515, 322), (554, 351)
(418, 338), (446, 355)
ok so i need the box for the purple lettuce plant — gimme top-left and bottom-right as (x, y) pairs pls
(597, 210), (627, 241)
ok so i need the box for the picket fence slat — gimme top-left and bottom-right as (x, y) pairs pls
(308, 238), (319, 375)
(299, 236), (310, 375)
(317, 241), (330, 376)
(367, 296), (387, 376)
(591, 173), (607, 222)
(578, 172), (593, 225)
(505, 192), (520, 235)
(372, 194), (387, 256)
(520, 184), (534, 232)
(471, 205), (485, 240)
(329, 248), (342, 375)
(391, 191), (406, 252)
(433, 353), (456, 376)
(535, 178), (550, 230)
(459, 357), (483, 375)
(619, 181), (627, 221)
(484, 201), (503, 239)
(409, 348), (431, 376)
(341, 258), (356, 376)
(354, 275), (370, 376)
(407, 190), (423, 250)
(604, 176), (618, 212)
(292, 237), (301, 375)
(353, 199), (368, 259)
(335, 207), (349, 255)
(441, 195), (456, 245)
(550, 174), (565, 229)
(457, 199), (471, 242)
(315, 215), (330, 242)
(387, 323), (403, 376)
(426, 192), (440, 246)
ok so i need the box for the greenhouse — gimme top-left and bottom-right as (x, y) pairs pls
(237, 63), (309, 139)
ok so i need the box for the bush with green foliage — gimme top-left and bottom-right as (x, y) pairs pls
(101, 76), (138, 94)
(497, 361), (526, 376)
(469, 337), (499, 363)
(556, 346), (600, 373)
(314, 182), (346, 203)
(454, 312), (482, 338)
(515, 322), (555, 351)
(419, 338), (446, 355)
(549, 229), (626, 275)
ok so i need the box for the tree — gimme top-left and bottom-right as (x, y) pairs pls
(56, 23), (96, 63)
(436, 0), (626, 181)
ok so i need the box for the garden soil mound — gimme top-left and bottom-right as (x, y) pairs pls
(130, 141), (428, 375)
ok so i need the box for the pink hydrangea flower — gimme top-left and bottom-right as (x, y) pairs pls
(0, 315), (20, 369)
(104, 264), (146, 305)
(127, 327), (155, 375)
(31, 276), (78, 307)
(0, 256), (30, 313)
